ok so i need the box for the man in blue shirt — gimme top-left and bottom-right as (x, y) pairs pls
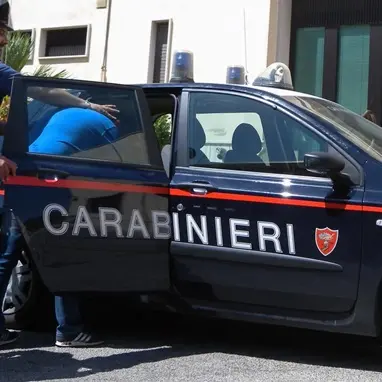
(0, 20), (119, 347)
(29, 107), (119, 155)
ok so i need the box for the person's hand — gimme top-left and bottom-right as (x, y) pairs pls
(89, 103), (120, 121)
(0, 155), (16, 181)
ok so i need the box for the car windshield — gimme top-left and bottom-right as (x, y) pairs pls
(282, 95), (382, 162)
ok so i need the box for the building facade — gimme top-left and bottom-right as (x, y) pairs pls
(290, 0), (382, 123)
(3, 0), (382, 123)
(5, 0), (291, 85)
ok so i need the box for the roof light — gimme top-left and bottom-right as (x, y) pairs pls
(169, 50), (194, 83)
(226, 65), (246, 84)
(252, 62), (294, 90)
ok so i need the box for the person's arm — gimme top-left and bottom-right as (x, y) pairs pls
(0, 63), (88, 109)
(27, 87), (119, 121)
(0, 155), (16, 181)
(0, 63), (118, 121)
(27, 87), (90, 109)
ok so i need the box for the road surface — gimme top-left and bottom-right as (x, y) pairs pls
(1, 311), (382, 381)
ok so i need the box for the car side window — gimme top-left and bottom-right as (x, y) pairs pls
(273, 110), (330, 176)
(187, 92), (351, 179)
(188, 92), (270, 168)
(26, 85), (152, 166)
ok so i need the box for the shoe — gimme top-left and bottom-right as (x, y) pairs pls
(0, 330), (19, 346)
(55, 332), (104, 348)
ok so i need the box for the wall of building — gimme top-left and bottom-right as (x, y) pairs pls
(7, 0), (291, 85)
(7, 0), (108, 80)
(267, 0), (292, 67)
(105, 0), (273, 84)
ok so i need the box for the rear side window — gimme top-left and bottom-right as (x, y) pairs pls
(187, 92), (271, 167)
(26, 85), (151, 165)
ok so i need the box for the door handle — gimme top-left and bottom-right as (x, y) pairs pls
(190, 187), (209, 195)
(37, 168), (70, 182)
(176, 181), (216, 194)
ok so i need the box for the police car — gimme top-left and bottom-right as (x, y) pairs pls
(2, 51), (382, 340)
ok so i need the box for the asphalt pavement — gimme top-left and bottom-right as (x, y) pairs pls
(1, 310), (382, 381)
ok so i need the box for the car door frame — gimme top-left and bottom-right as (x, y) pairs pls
(3, 76), (162, 161)
(2, 75), (172, 294)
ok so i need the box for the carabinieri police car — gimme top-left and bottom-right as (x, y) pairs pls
(2, 50), (382, 340)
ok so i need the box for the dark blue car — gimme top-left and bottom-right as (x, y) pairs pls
(2, 72), (382, 340)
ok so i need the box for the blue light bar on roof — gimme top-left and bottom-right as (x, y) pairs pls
(226, 65), (245, 84)
(169, 50), (194, 83)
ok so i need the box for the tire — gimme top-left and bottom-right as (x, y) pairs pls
(2, 248), (54, 330)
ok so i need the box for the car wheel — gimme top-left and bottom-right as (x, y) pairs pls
(2, 248), (53, 330)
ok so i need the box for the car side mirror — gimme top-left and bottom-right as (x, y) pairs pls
(304, 152), (354, 189)
(304, 152), (345, 175)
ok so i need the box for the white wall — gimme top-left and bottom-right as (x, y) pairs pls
(106, 0), (273, 84)
(8, 0), (108, 80)
(8, 0), (281, 85)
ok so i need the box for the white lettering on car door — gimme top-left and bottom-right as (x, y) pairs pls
(99, 207), (124, 238)
(229, 218), (251, 250)
(172, 212), (180, 241)
(127, 209), (150, 239)
(42, 204), (297, 255)
(152, 210), (172, 239)
(287, 223), (296, 255)
(215, 217), (223, 247)
(72, 206), (97, 237)
(43, 203), (69, 235)
(186, 214), (208, 244)
(257, 221), (282, 253)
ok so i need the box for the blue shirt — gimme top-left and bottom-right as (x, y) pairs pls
(29, 107), (118, 155)
(22, 107), (119, 219)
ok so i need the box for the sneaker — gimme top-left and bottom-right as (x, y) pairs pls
(0, 330), (19, 346)
(55, 332), (104, 348)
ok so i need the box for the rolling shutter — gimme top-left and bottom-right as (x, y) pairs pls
(153, 22), (169, 83)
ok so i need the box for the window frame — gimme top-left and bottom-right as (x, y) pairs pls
(4, 76), (164, 170)
(177, 89), (363, 186)
(38, 24), (91, 61)
(147, 19), (173, 83)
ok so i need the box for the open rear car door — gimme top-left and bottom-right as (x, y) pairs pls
(2, 76), (171, 294)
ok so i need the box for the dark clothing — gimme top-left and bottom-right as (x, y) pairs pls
(0, 63), (19, 101)
(0, 211), (84, 338)
(0, 210), (23, 331)
(0, 62), (83, 340)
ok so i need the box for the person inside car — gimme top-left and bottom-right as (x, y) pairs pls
(362, 109), (377, 124)
(0, 19), (118, 347)
(29, 106), (119, 155)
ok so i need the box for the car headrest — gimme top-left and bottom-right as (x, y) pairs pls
(232, 123), (262, 153)
(189, 119), (206, 150)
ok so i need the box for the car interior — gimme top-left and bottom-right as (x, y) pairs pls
(145, 91), (178, 176)
(24, 87), (357, 182)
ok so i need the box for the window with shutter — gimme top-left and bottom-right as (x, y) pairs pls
(153, 22), (169, 83)
(41, 27), (88, 58)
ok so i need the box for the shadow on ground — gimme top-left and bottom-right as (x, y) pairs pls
(1, 306), (382, 381)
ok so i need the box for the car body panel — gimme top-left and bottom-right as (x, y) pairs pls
(3, 76), (382, 338)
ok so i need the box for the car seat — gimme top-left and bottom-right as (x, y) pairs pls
(224, 123), (265, 164)
(189, 119), (210, 165)
(161, 144), (172, 176)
